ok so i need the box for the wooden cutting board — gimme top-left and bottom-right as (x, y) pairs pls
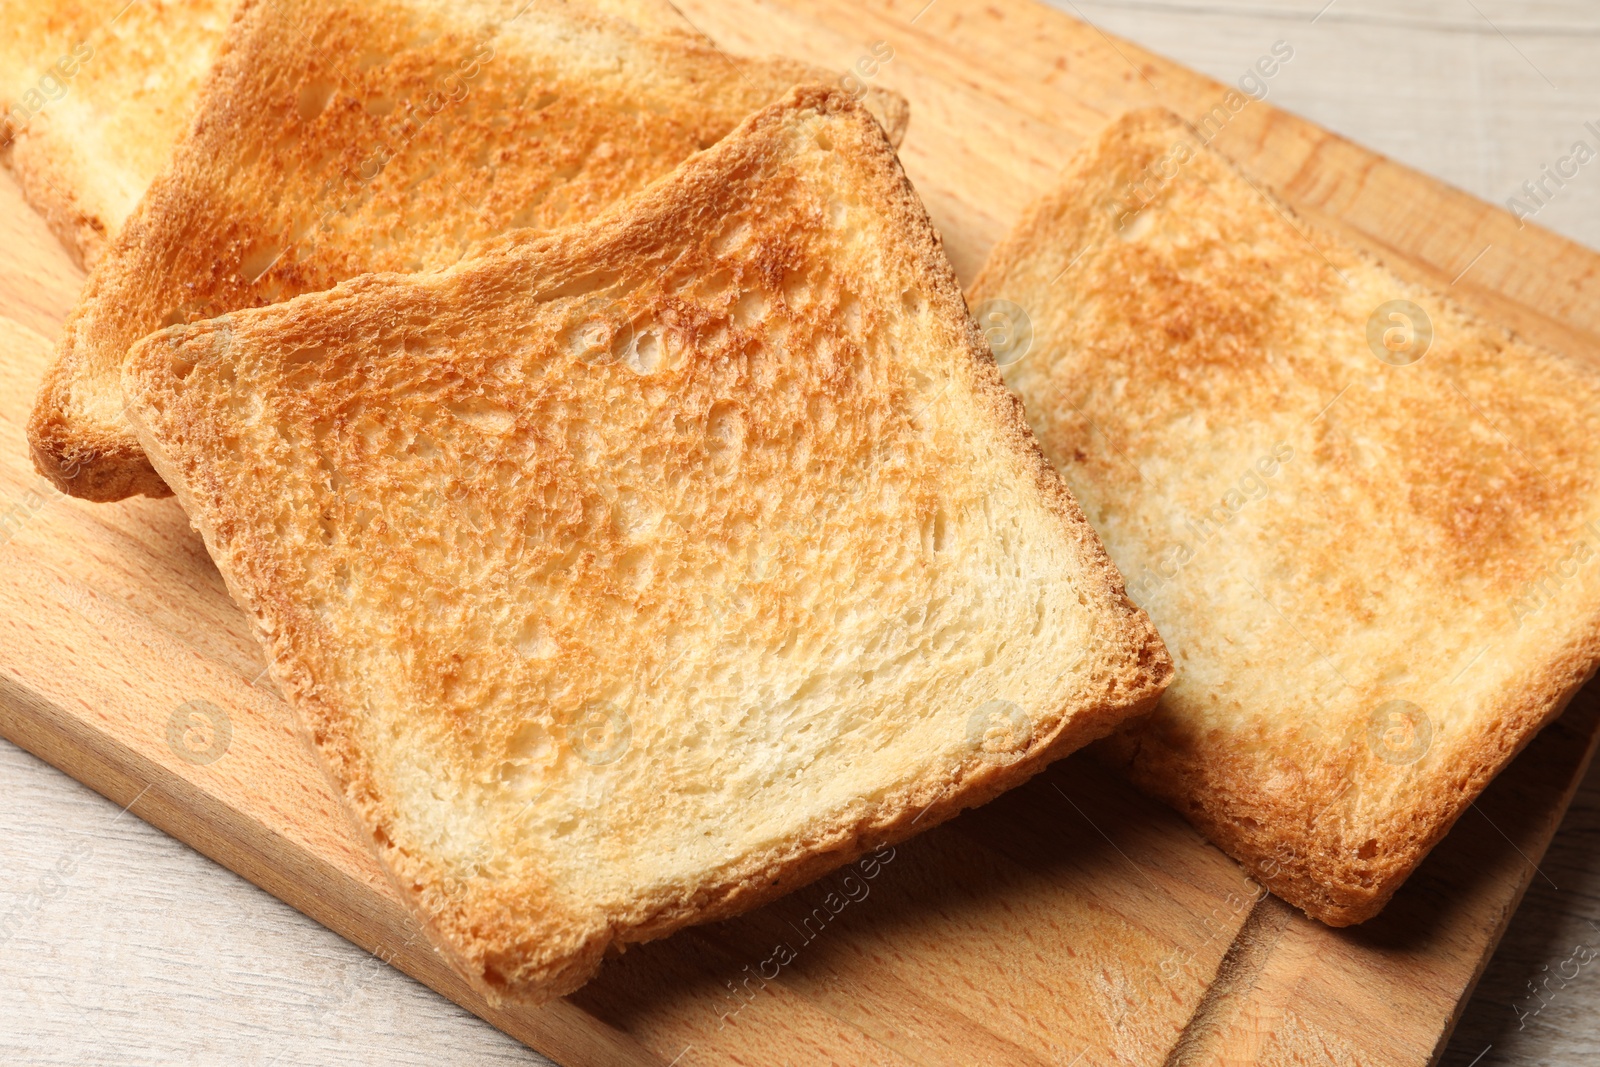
(4, 0), (1600, 1063)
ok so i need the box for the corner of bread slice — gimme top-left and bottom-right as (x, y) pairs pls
(971, 106), (1210, 301)
(30, 327), (173, 501)
(1094, 105), (1193, 147)
(861, 85), (910, 148)
(736, 54), (910, 148)
(125, 86), (1170, 1003)
(975, 105), (1600, 927)
(2, 117), (109, 272)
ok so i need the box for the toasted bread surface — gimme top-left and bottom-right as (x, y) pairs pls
(0, 0), (758, 270)
(969, 108), (1600, 925)
(123, 88), (1170, 1002)
(0, 0), (235, 269)
(29, 0), (909, 502)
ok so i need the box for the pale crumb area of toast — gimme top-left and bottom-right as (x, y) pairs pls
(970, 107), (1600, 925)
(0, 0), (234, 269)
(122, 90), (1169, 1001)
(26, 0), (911, 501)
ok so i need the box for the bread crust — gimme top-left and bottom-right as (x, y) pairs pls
(3, 128), (111, 272)
(971, 107), (1600, 925)
(124, 87), (1170, 1002)
(1098, 630), (1599, 925)
(28, 0), (910, 502)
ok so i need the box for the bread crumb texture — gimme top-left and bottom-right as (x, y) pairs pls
(971, 107), (1600, 925)
(123, 90), (1170, 1002)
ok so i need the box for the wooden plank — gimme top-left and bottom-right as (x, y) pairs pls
(3, 1), (1600, 1063)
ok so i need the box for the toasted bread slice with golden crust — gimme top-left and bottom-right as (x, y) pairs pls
(29, 0), (909, 503)
(0, 0), (770, 269)
(122, 89), (1170, 1003)
(969, 107), (1600, 925)
(0, 0), (236, 270)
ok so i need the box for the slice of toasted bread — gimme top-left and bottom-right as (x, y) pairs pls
(28, 0), (910, 503)
(969, 107), (1600, 925)
(122, 88), (1171, 1003)
(0, 0), (745, 269)
(0, 0), (236, 269)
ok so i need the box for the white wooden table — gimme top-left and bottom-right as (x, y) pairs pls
(4, 1), (1599, 1063)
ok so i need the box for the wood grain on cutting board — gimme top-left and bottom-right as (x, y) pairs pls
(4, 1), (1600, 1064)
